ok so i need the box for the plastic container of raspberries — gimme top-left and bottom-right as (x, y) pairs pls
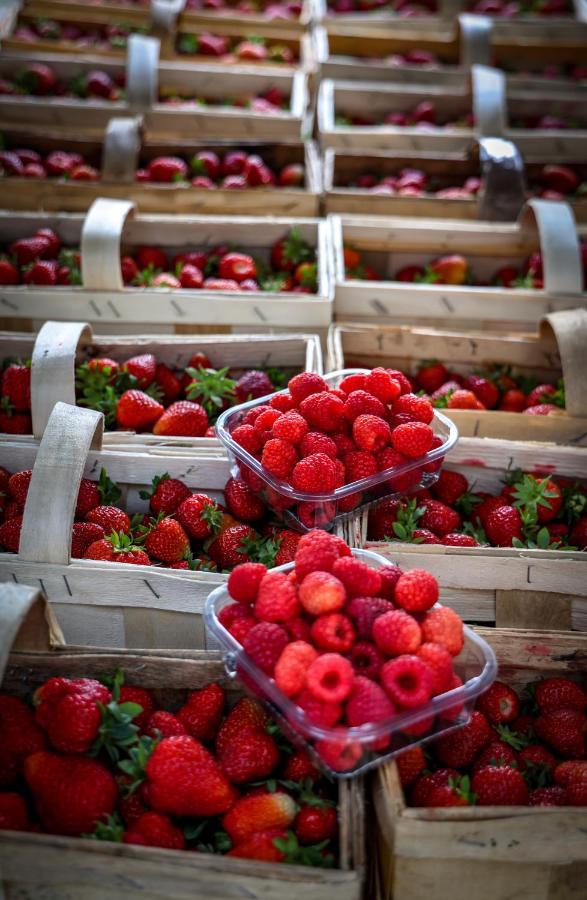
(205, 547), (498, 778)
(216, 368), (458, 532)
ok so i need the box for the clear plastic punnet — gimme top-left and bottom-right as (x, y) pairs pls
(216, 369), (459, 532)
(205, 548), (498, 779)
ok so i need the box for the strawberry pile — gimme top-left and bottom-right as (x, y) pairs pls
(398, 675), (586, 808)
(469, 0), (572, 16)
(0, 672), (339, 863)
(136, 150), (304, 189)
(184, 0), (303, 18)
(344, 167), (481, 200)
(367, 468), (587, 550)
(176, 31), (298, 64)
(328, 0), (437, 14)
(0, 146), (99, 182)
(336, 103), (473, 130)
(220, 530), (467, 772)
(12, 19), (143, 51)
(0, 465), (302, 571)
(0, 226), (317, 292)
(227, 370), (446, 529)
(530, 163), (587, 199)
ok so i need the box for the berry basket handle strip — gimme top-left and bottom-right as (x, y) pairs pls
(541, 309), (587, 417)
(0, 584), (64, 683)
(518, 199), (583, 296)
(31, 321), (94, 441)
(151, 0), (186, 33)
(476, 136), (526, 222)
(19, 403), (104, 567)
(126, 34), (160, 115)
(458, 14), (493, 68)
(81, 198), (135, 292)
(101, 117), (143, 184)
(471, 64), (507, 138)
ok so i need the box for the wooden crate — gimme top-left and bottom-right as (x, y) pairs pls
(328, 312), (587, 445)
(0, 202), (332, 328)
(330, 201), (586, 327)
(0, 322), (322, 448)
(0, 582), (365, 900)
(0, 125), (321, 216)
(373, 627), (587, 900)
(323, 147), (587, 222)
(0, 50), (309, 142)
(362, 437), (587, 632)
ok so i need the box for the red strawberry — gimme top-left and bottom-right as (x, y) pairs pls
(208, 524), (258, 569)
(431, 470), (468, 505)
(416, 362), (449, 394)
(144, 474), (190, 516)
(476, 681), (520, 724)
(472, 765), (529, 806)
(0, 516), (22, 552)
(534, 708), (586, 758)
(86, 505), (130, 535)
(117, 390), (164, 430)
(435, 711), (492, 767)
(215, 697), (268, 757)
(147, 156), (188, 183)
(84, 535), (151, 566)
(145, 735), (237, 816)
(485, 505), (523, 546)
(535, 678), (586, 713)
(153, 401), (208, 437)
(0, 694), (47, 787)
(227, 828), (288, 862)
(146, 711), (187, 739)
(219, 729), (280, 784)
(295, 804), (337, 844)
(177, 683), (225, 741)
(1, 364), (30, 412)
(463, 374), (499, 409)
(34, 677), (111, 753)
(136, 247), (167, 271)
(124, 811), (185, 849)
(71, 522), (104, 558)
(0, 258), (19, 285)
(223, 791), (297, 844)
(0, 792), (29, 831)
(566, 768), (587, 806)
(176, 492), (221, 540)
(144, 517), (190, 564)
(23, 260), (58, 286)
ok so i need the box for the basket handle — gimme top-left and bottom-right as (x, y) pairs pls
(471, 64), (507, 138)
(81, 198), (135, 291)
(0, 584), (64, 683)
(458, 14), (492, 68)
(541, 309), (587, 417)
(126, 34), (160, 114)
(151, 0), (186, 32)
(30, 321), (93, 440)
(517, 199), (583, 296)
(101, 117), (143, 184)
(475, 136), (526, 222)
(19, 403), (104, 566)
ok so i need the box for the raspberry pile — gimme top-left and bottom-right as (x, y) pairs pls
(221, 530), (466, 772)
(229, 370), (446, 530)
(398, 675), (586, 808)
(0, 673), (339, 864)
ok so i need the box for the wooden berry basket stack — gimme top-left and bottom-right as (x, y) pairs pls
(0, 123), (322, 216)
(330, 199), (586, 328)
(373, 627), (587, 900)
(0, 200), (333, 329)
(0, 583), (365, 900)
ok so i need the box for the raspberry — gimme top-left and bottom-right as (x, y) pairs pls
(352, 414), (391, 452)
(348, 596), (394, 639)
(431, 470), (469, 505)
(381, 655), (434, 708)
(332, 556), (382, 597)
(391, 422), (434, 458)
(348, 641), (385, 680)
(416, 642), (453, 694)
(226, 611), (257, 644)
(373, 610), (422, 656)
(299, 432), (337, 459)
(344, 450), (378, 482)
(376, 447), (408, 473)
(146, 711), (187, 738)
(296, 688), (342, 726)
(394, 569), (439, 612)
(270, 392), (295, 412)
(254, 408), (282, 432)
(228, 562), (267, 605)
(261, 438), (298, 479)
(299, 392), (345, 432)
(242, 404), (271, 427)
(314, 733), (362, 772)
(419, 499), (461, 537)
(331, 431), (356, 456)
(294, 530), (349, 580)
(393, 393), (434, 424)
(272, 411), (309, 445)
(311, 613), (355, 653)
(291, 453), (338, 493)
(288, 372), (328, 405)
(364, 368), (402, 403)
(299, 571), (346, 615)
(274, 641), (318, 697)
(231, 424), (262, 455)
(421, 606), (464, 656)
(255, 571), (300, 622)
(305, 653), (354, 703)
(378, 564), (402, 600)
(343, 390), (386, 423)
(346, 676), (395, 727)
(386, 368), (413, 394)
(243, 622), (289, 675)
(339, 373), (366, 394)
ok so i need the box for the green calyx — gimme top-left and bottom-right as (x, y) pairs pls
(185, 366), (236, 420)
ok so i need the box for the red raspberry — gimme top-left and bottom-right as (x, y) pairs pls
(272, 411), (309, 445)
(299, 571), (346, 615)
(352, 414), (391, 452)
(344, 450), (378, 482)
(254, 408), (282, 432)
(261, 438), (298, 479)
(255, 571), (300, 622)
(228, 562), (267, 605)
(421, 606), (463, 656)
(476, 681), (520, 724)
(314, 733), (362, 773)
(394, 569), (439, 612)
(288, 372), (328, 405)
(299, 432), (337, 459)
(364, 368), (402, 403)
(296, 688), (342, 726)
(529, 786), (567, 806)
(343, 390), (386, 423)
(243, 622), (289, 675)
(378, 564), (403, 599)
(435, 710), (492, 767)
(305, 653), (354, 703)
(223, 609), (256, 644)
(274, 641), (318, 697)
(431, 470), (469, 505)
(270, 392), (295, 412)
(299, 391), (345, 432)
(416, 642), (453, 694)
(231, 424), (262, 455)
(346, 676), (395, 727)
(311, 613), (355, 653)
(419, 499), (461, 537)
(242, 404), (271, 426)
(339, 373), (366, 394)
(381, 655), (434, 709)
(347, 596), (394, 639)
(393, 394), (434, 424)
(146, 711), (187, 739)
(331, 431), (356, 456)
(348, 641), (385, 680)
(391, 422), (434, 458)
(386, 368), (413, 394)
(373, 610), (422, 656)
(332, 556), (382, 597)
(291, 453), (338, 493)
(294, 530), (349, 580)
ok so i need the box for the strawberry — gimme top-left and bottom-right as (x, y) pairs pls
(144, 517), (190, 564)
(395, 746), (426, 789)
(282, 748), (321, 783)
(215, 697), (268, 757)
(0, 792), (29, 831)
(84, 533), (151, 566)
(177, 683), (225, 741)
(71, 522), (105, 558)
(273, 529), (301, 565)
(463, 374), (499, 409)
(485, 505), (523, 546)
(223, 791), (297, 843)
(10, 235), (52, 266)
(429, 254), (468, 285)
(436, 711), (493, 767)
(34, 677), (111, 753)
(86, 505), (130, 535)
(136, 247), (167, 271)
(416, 362), (449, 394)
(535, 678), (586, 712)
(219, 729), (280, 784)
(0, 258), (19, 285)
(1, 364), (31, 412)
(425, 775), (475, 807)
(270, 229), (312, 273)
(116, 390), (164, 430)
(0, 516), (23, 553)
(23, 259), (58, 286)
(410, 768), (460, 806)
(0, 694), (47, 787)
(145, 735), (237, 816)
(152, 400), (208, 437)
(529, 786), (567, 806)
(512, 475), (562, 524)
(476, 681), (520, 724)
(147, 156), (188, 183)
(418, 499), (461, 537)
(534, 708), (586, 758)
(146, 711), (187, 739)
(176, 493), (222, 540)
(124, 811), (185, 849)
(472, 766), (529, 806)
(18, 63), (57, 95)
(227, 828), (288, 862)
(141, 474), (190, 516)
(566, 768), (587, 806)
(295, 804), (337, 844)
